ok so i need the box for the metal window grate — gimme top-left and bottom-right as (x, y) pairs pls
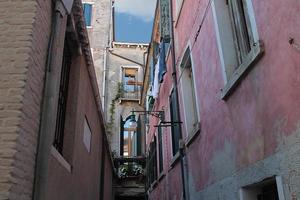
(53, 39), (71, 153)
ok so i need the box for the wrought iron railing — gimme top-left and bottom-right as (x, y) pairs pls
(114, 157), (146, 179)
(121, 90), (141, 100)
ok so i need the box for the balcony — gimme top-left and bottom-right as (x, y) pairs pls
(120, 80), (142, 102)
(113, 156), (146, 200)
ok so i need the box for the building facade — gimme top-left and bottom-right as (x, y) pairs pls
(81, 0), (113, 109)
(106, 42), (148, 200)
(105, 42), (148, 157)
(83, 1), (149, 198)
(144, 0), (300, 199)
(0, 0), (113, 199)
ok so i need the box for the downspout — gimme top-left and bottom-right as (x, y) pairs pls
(169, 0), (188, 199)
(99, 0), (113, 198)
(99, 133), (106, 200)
(102, 47), (108, 114)
(102, 0), (113, 115)
(33, 1), (69, 199)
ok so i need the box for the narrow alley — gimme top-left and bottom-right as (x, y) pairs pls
(1, 0), (300, 200)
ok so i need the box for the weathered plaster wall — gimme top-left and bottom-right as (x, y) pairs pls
(148, 0), (300, 199)
(106, 44), (147, 156)
(84, 0), (111, 108)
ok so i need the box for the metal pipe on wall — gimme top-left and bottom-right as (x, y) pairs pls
(169, 0), (188, 199)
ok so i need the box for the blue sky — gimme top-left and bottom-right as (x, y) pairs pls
(114, 0), (157, 43)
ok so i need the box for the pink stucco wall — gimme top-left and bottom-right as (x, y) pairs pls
(46, 56), (114, 200)
(148, 0), (300, 199)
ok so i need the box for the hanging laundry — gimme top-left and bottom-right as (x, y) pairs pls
(152, 58), (160, 98)
(158, 41), (167, 83)
(150, 58), (154, 88)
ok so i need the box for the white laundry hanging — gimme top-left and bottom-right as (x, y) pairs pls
(152, 57), (160, 99)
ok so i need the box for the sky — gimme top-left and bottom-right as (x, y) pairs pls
(114, 0), (157, 43)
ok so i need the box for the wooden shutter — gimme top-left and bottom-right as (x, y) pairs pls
(136, 116), (142, 156)
(169, 89), (180, 156)
(160, 0), (171, 42)
(158, 126), (163, 173)
(120, 116), (124, 156)
(228, 0), (252, 64)
(124, 68), (137, 77)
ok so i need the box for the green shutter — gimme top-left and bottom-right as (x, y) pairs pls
(120, 116), (124, 156)
(136, 116), (142, 156)
(160, 0), (171, 42)
(170, 89), (180, 155)
(158, 126), (163, 173)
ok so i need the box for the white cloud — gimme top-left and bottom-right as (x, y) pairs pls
(114, 0), (157, 22)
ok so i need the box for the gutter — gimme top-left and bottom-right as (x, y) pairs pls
(169, 0), (188, 199)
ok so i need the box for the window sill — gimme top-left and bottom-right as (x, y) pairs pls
(185, 123), (201, 147)
(149, 180), (158, 192)
(158, 172), (165, 182)
(221, 41), (264, 100)
(169, 151), (181, 170)
(119, 98), (140, 103)
(51, 146), (72, 173)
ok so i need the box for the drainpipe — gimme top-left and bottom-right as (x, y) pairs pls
(169, 0), (188, 199)
(33, 1), (69, 199)
(102, 46), (108, 115)
(99, 132), (106, 200)
(102, 0), (114, 116)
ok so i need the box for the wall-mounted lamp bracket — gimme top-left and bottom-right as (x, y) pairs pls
(154, 121), (182, 128)
(131, 110), (165, 122)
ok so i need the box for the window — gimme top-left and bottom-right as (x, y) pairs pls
(240, 176), (284, 200)
(83, 3), (92, 27)
(53, 38), (72, 154)
(122, 67), (140, 99)
(212, 0), (263, 99)
(148, 137), (157, 185)
(83, 118), (92, 153)
(180, 48), (199, 137)
(228, 0), (253, 64)
(158, 126), (164, 173)
(120, 115), (142, 157)
(170, 89), (180, 156)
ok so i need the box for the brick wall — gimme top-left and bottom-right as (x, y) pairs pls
(0, 0), (52, 199)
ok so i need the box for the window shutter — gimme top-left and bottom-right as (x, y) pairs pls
(83, 4), (92, 26)
(160, 0), (171, 42)
(120, 116), (124, 156)
(124, 68), (137, 77)
(150, 58), (154, 86)
(136, 116), (142, 156)
(170, 90), (180, 155)
(158, 126), (163, 173)
(152, 42), (159, 64)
